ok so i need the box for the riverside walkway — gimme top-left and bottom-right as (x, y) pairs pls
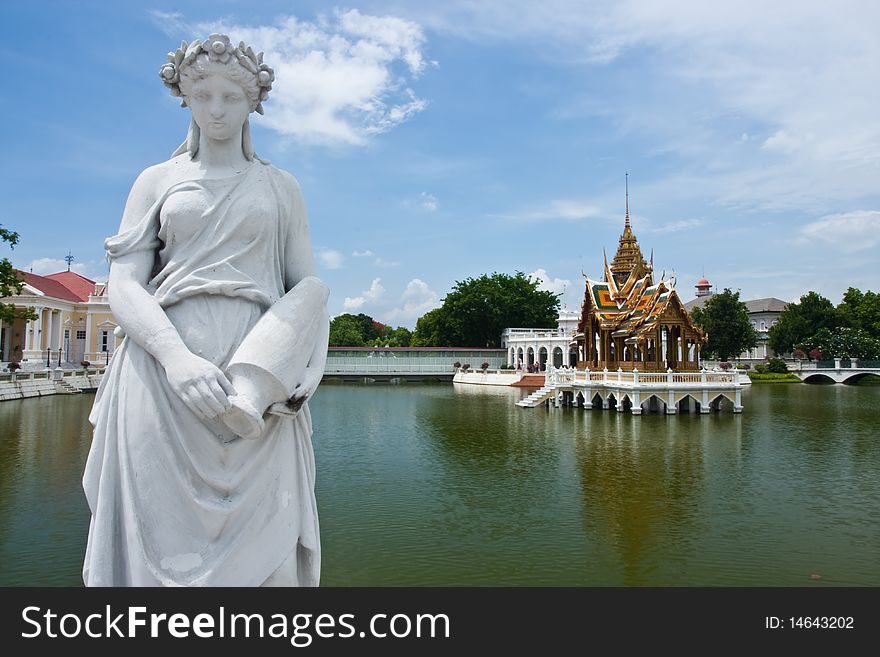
(323, 347), (506, 382)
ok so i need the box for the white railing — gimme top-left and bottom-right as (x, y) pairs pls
(547, 367), (739, 386)
(324, 363), (457, 374)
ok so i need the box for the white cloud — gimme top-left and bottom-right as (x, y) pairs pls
(317, 248), (345, 269)
(375, 257), (400, 268)
(154, 9), (432, 146)
(383, 278), (439, 324)
(352, 249), (375, 257)
(420, 192), (438, 212)
(761, 130), (808, 154)
(26, 258), (107, 282)
(798, 210), (880, 253)
(343, 277), (386, 310)
(150, 11), (190, 37)
(491, 199), (603, 222)
(411, 1), (880, 213)
(651, 218), (704, 233)
(528, 268), (571, 297)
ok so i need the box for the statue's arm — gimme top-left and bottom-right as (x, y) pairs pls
(109, 169), (234, 419)
(281, 174), (330, 402)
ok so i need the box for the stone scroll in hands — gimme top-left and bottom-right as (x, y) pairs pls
(222, 277), (329, 440)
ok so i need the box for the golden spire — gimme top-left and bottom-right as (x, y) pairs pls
(609, 173), (648, 288)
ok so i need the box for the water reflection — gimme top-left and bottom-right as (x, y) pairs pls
(1, 382), (878, 586)
(0, 395), (94, 586)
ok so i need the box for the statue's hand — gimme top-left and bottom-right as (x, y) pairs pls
(164, 353), (235, 419)
(290, 365), (323, 406)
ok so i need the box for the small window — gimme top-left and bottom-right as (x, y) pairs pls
(760, 321), (766, 331)
(76, 330), (86, 340)
(100, 330), (109, 352)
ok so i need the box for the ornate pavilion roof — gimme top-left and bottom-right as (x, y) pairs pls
(582, 273), (689, 342)
(576, 181), (705, 346)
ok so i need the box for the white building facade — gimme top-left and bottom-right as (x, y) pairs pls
(501, 309), (580, 370)
(683, 278), (788, 361)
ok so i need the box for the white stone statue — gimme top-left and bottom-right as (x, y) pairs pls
(82, 34), (329, 586)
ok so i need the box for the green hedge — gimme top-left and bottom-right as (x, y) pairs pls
(747, 372), (801, 383)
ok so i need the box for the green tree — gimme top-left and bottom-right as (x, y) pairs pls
(411, 307), (443, 346)
(329, 314), (366, 346)
(0, 224), (37, 325)
(690, 288), (757, 361)
(370, 325), (411, 347)
(768, 291), (840, 355)
(329, 312), (413, 347)
(838, 287), (880, 339)
(412, 272), (559, 347)
(803, 326), (880, 360)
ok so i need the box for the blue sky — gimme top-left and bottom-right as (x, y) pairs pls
(2, 1), (878, 327)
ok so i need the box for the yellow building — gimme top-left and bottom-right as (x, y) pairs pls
(1, 270), (117, 367)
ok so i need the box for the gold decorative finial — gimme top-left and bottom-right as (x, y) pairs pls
(625, 172), (629, 228)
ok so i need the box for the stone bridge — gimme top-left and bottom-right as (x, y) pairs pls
(792, 359), (880, 384)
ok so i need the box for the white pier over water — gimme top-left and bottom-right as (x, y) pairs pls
(516, 367), (745, 414)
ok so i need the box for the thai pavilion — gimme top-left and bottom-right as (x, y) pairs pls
(573, 198), (706, 372)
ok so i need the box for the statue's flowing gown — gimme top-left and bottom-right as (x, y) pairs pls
(83, 161), (320, 586)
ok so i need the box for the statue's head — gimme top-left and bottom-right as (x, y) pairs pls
(159, 34), (276, 160)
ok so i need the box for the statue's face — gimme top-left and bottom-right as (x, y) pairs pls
(185, 73), (250, 142)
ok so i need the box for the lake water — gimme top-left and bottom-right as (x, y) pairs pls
(1, 382), (878, 586)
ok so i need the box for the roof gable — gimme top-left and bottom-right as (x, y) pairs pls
(44, 271), (96, 301)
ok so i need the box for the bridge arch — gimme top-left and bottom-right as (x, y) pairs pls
(640, 394), (667, 414)
(802, 373), (837, 384)
(842, 372), (880, 384)
(710, 393), (736, 411)
(676, 393), (702, 414)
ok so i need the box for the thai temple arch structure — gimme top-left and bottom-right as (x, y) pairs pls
(573, 184), (707, 372)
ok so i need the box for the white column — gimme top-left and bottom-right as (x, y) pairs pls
(32, 306), (44, 353)
(45, 309), (54, 354)
(54, 311), (62, 350)
(23, 316), (32, 351)
(85, 311), (93, 362)
(631, 391), (641, 415)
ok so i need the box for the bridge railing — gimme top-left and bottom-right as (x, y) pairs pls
(324, 363), (457, 374)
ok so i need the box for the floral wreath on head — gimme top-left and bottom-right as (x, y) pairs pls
(159, 34), (275, 114)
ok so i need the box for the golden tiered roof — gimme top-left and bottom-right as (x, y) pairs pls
(576, 177), (705, 349)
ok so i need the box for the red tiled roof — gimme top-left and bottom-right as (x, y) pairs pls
(44, 271), (96, 301)
(19, 270), (95, 303)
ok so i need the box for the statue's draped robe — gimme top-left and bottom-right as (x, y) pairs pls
(83, 162), (320, 586)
